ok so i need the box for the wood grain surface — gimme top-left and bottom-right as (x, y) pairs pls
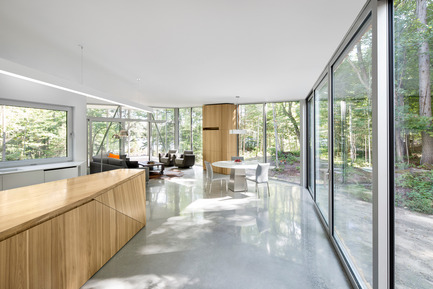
(0, 169), (146, 289)
(202, 104), (237, 174)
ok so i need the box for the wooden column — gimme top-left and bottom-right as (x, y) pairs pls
(202, 104), (237, 174)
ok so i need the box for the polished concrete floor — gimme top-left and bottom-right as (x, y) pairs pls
(82, 167), (352, 289)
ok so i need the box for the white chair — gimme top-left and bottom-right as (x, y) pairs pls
(245, 163), (270, 196)
(204, 161), (228, 193)
(231, 156), (244, 161)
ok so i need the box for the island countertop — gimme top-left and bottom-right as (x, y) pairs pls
(0, 169), (144, 242)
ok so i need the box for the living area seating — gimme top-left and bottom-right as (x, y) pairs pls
(174, 150), (195, 168)
(90, 155), (149, 182)
(159, 149), (177, 166)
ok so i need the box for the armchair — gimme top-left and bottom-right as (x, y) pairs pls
(159, 149), (177, 166)
(174, 150), (195, 168)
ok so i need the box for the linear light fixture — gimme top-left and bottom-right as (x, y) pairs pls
(230, 95), (246, 134)
(0, 69), (153, 113)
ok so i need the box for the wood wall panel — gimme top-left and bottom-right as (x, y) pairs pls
(220, 105), (237, 130)
(202, 104), (237, 174)
(203, 105), (221, 127)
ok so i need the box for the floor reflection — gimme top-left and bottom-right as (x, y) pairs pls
(82, 166), (352, 289)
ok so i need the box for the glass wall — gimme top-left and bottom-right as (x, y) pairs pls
(90, 121), (122, 158)
(304, 2), (433, 288)
(151, 108), (175, 160)
(87, 104), (120, 118)
(333, 25), (373, 288)
(88, 105), (202, 165)
(239, 104), (264, 162)
(125, 121), (148, 158)
(307, 96), (315, 198)
(315, 78), (329, 224)
(179, 108), (192, 153)
(394, 1), (433, 288)
(265, 102), (301, 184)
(192, 107), (203, 165)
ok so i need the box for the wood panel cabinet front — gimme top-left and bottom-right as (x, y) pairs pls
(0, 230), (27, 289)
(0, 171), (146, 289)
(95, 172), (146, 224)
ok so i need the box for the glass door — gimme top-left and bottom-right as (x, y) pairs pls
(332, 24), (373, 289)
(307, 95), (315, 198)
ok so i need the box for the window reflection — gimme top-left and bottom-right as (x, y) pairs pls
(333, 25), (373, 288)
(315, 79), (329, 224)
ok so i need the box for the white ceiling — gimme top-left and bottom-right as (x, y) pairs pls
(0, 0), (366, 108)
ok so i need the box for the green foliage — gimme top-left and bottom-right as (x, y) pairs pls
(268, 147), (299, 165)
(348, 185), (372, 203)
(2, 105), (68, 161)
(396, 170), (433, 214)
(244, 136), (257, 151)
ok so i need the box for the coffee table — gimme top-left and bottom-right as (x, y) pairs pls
(138, 161), (165, 175)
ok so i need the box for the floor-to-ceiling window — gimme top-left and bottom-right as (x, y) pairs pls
(393, 1), (433, 288)
(151, 108), (175, 160)
(307, 95), (315, 198)
(265, 102), (301, 184)
(315, 78), (329, 224)
(333, 24), (373, 289)
(123, 109), (149, 159)
(239, 104), (265, 162)
(192, 107), (203, 165)
(305, 2), (433, 288)
(87, 105), (123, 160)
(179, 108), (192, 153)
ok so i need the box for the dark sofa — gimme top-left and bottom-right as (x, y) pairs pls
(174, 150), (196, 168)
(90, 156), (149, 182)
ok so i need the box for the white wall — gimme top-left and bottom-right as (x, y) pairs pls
(0, 21), (149, 111)
(0, 73), (87, 175)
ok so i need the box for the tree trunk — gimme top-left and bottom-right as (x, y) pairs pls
(417, 0), (433, 165)
(282, 102), (300, 145)
(272, 103), (279, 167)
(368, 117), (371, 165)
(349, 105), (355, 165)
(394, 91), (406, 163)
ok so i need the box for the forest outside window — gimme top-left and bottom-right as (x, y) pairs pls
(0, 101), (71, 164)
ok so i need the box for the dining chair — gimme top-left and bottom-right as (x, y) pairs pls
(231, 156), (244, 161)
(204, 161), (228, 193)
(245, 163), (270, 196)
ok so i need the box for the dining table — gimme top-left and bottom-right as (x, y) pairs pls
(212, 160), (260, 192)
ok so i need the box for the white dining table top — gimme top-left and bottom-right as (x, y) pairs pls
(212, 160), (261, 169)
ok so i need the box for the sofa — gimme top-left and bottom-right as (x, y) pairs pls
(90, 156), (149, 182)
(174, 150), (196, 168)
(159, 149), (177, 166)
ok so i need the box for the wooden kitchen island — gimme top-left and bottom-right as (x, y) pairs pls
(0, 169), (146, 289)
